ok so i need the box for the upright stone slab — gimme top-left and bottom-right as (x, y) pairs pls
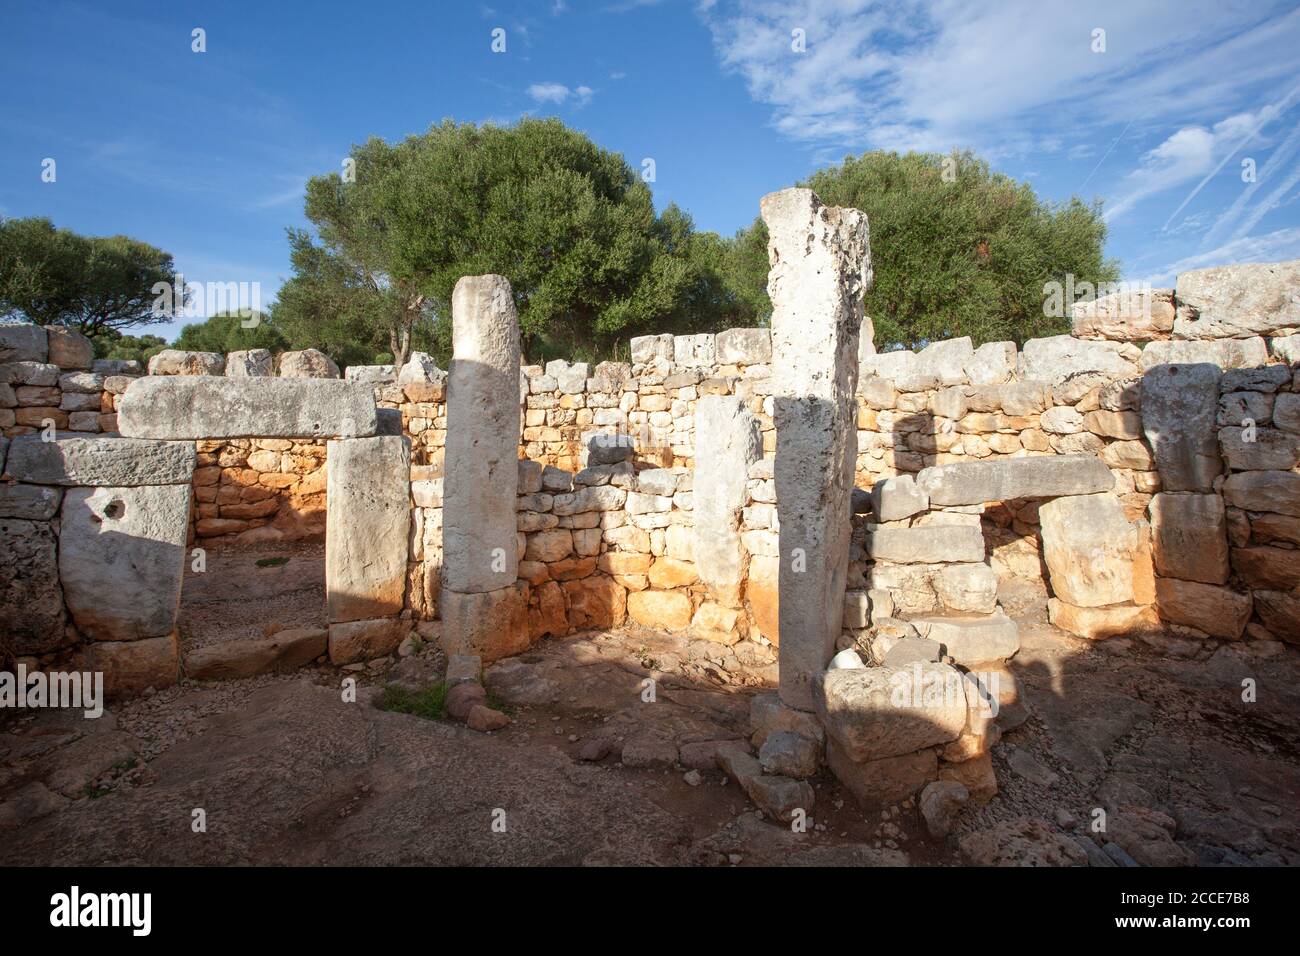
(763, 187), (870, 710)
(693, 395), (762, 607)
(327, 436), (411, 623)
(1140, 363), (1222, 492)
(442, 274), (521, 595)
(0, 517), (66, 654)
(58, 485), (191, 641)
(1038, 493), (1137, 608)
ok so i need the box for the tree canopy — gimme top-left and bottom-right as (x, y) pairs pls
(0, 217), (179, 335)
(731, 150), (1120, 349)
(273, 118), (759, 366)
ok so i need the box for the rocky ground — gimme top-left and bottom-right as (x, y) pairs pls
(2, 584), (1297, 866)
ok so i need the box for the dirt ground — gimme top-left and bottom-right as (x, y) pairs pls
(2, 567), (1298, 866)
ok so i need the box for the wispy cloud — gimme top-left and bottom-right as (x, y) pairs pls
(527, 82), (594, 106)
(1136, 226), (1300, 285)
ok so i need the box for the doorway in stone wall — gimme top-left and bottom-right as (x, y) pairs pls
(176, 436), (330, 674)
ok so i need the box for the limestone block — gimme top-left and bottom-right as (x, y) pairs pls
(562, 575), (627, 630)
(1048, 599), (1160, 640)
(715, 327), (772, 365)
(630, 333), (673, 363)
(0, 516), (66, 654)
(673, 333), (715, 366)
(525, 528), (573, 562)
(586, 432), (634, 465)
(814, 663), (967, 762)
(764, 187), (870, 710)
(1154, 579), (1251, 639)
(0, 323), (48, 363)
(1149, 493), (1229, 585)
(439, 582), (530, 662)
(225, 349), (274, 377)
(1070, 288), (1175, 341)
(0, 483), (62, 520)
(324, 435), (409, 622)
(627, 588), (693, 630)
(935, 562), (998, 614)
(916, 454), (1113, 506)
(1222, 470), (1300, 516)
(1139, 337), (1268, 369)
(440, 278), (522, 595)
(693, 395), (762, 606)
(866, 524), (984, 564)
(328, 618), (409, 664)
(147, 349), (223, 375)
(3, 435), (195, 485)
(1038, 493), (1136, 607)
(398, 351), (446, 386)
(117, 376), (377, 439)
(44, 326), (94, 369)
(278, 348), (340, 378)
(1173, 259), (1300, 338)
(966, 341), (1016, 385)
(909, 612), (1019, 665)
(1253, 591), (1300, 645)
(1017, 335), (1140, 400)
(1139, 363), (1221, 492)
(871, 473), (928, 521)
(344, 364), (396, 385)
(186, 627), (328, 679)
(826, 738), (938, 808)
(1220, 427), (1298, 471)
(83, 633), (179, 699)
(59, 484), (191, 641)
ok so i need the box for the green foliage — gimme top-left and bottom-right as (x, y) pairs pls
(172, 310), (288, 354)
(0, 217), (178, 335)
(90, 329), (168, 365)
(730, 150), (1120, 349)
(376, 682), (448, 720)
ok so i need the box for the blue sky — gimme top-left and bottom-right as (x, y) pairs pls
(2, 0), (1299, 340)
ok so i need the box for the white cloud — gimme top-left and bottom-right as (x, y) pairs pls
(1133, 226), (1300, 285)
(527, 82), (594, 106)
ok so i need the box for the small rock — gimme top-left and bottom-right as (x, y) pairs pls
(577, 737), (619, 762)
(397, 636), (416, 658)
(919, 780), (969, 838)
(828, 648), (865, 670)
(1103, 841), (1140, 867)
(466, 705), (509, 733)
(758, 731), (820, 778)
(445, 681), (487, 720)
(683, 770), (703, 787)
(445, 653), (481, 687)
(621, 734), (678, 768)
(1007, 747), (1060, 787)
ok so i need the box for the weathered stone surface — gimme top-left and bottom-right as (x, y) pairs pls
(966, 341), (1016, 385)
(920, 780), (970, 837)
(397, 351), (446, 386)
(1222, 470), (1300, 516)
(344, 364), (396, 385)
(561, 575), (627, 630)
(1071, 287), (1175, 341)
(0, 517), (66, 654)
(815, 663), (966, 762)
(225, 349), (274, 377)
(916, 454), (1113, 506)
(438, 582), (530, 662)
(935, 563), (998, 614)
(586, 432), (634, 465)
(758, 730), (820, 778)
(44, 325), (94, 369)
(627, 589), (693, 630)
(1018, 335), (1140, 401)
(865, 524), (984, 563)
(1039, 493), (1137, 607)
(1149, 493), (1228, 584)
(0, 483), (62, 520)
(118, 376), (377, 439)
(1253, 590), (1300, 645)
(58, 484), (190, 641)
(959, 817), (1088, 867)
(442, 277), (520, 595)
(629, 333), (673, 364)
(910, 613), (1019, 665)
(1230, 545), (1300, 591)
(278, 348), (340, 378)
(327, 618), (409, 664)
(327, 436), (410, 623)
(82, 633), (179, 698)
(185, 627), (327, 679)
(1154, 578), (1251, 639)
(3, 435), (196, 486)
(1140, 337), (1268, 369)
(1140, 363), (1221, 492)
(1173, 259), (1300, 338)
(825, 738), (938, 807)
(1047, 599), (1159, 640)
(715, 327), (772, 365)
(749, 691), (825, 747)
(883, 636), (943, 666)
(1220, 426), (1298, 471)
(445, 653), (482, 686)
(764, 187), (869, 710)
(871, 473), (928, 521)
(0, 323), (48, 363)
(693, 395), (761, 606)
(148, 349), (224, 375)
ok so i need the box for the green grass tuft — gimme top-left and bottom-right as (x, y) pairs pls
(376, 682), (448, 720)
(255, 555), (290, 568)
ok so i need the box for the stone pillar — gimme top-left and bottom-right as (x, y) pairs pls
(763, 187), (871, 711)
(440, 275), (529, 661)
(693, 395), (762, 607)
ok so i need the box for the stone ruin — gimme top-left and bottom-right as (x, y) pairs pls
(3, 187), (1300, 822)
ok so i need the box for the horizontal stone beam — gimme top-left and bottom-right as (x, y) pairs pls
(3, 435), (196, 486)
(116, 376), (377, 440)
(865, 525), (985, 563)
(916, 454), (1113, 506)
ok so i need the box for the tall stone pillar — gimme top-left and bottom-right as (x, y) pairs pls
(693, 395), (762, 607)
(440, 275), (529, 661)
(763, 188), (871, 710)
